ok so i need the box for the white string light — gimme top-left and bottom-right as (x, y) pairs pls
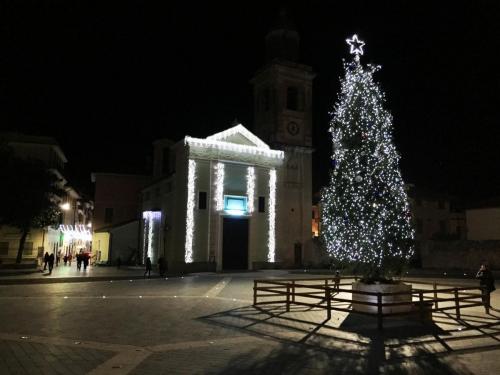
(321, 36), (414, 274)
(142, 211), (161, 261)
(185, 137), (284, 159)
(59, 224), (92, 241)
(246, 166), (255, 213)
(214, 162), (225, 211)
(185, 159), (197, 263)
(206, 124), (270, 149)
(268, 169), (277, 263)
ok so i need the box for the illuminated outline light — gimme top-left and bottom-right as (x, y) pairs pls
(206, 124), (270, 149)
(185, 137), (284, 159)
(59, 224), (92, 241)
(346, 34), (365, 56)
(268, 169), (277, 262)
(246, 166), (255, 213)
(142, 211), (161, 260)
(185, 159), (197, 263)
(214, 162), (225, 211)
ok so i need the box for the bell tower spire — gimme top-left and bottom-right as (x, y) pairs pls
(265, 8), (300, 62)
(250, 9), (315, 148)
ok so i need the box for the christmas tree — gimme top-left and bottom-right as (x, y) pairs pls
(321, 35), (414, 279)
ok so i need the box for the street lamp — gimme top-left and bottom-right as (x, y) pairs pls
(60, 202), (70, 211)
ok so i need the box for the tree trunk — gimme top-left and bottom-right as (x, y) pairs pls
(16, 229), (29, 264)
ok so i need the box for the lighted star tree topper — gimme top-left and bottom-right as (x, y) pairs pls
(321, 34), (414, 278)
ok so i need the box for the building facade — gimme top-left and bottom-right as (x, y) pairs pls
(142, 125), (284, 271)
(139, 17), (315, 271)
(0, 133), (92, 265)
(466, 206), (500, 240)
(406, 185), (466, 241)
(91, 173), (151, 263)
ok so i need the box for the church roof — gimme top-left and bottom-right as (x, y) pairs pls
(206, 124), (270, 149)
(184, 124), (284, 167)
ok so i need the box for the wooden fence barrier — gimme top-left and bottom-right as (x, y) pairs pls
(253, 277), (487, 329)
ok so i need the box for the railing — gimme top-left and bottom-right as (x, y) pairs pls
(253, 277), (488, 329)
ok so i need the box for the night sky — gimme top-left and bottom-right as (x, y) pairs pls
(1, 1), (499, 204)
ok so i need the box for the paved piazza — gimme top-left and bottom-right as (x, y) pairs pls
(0, 271), (499, 374)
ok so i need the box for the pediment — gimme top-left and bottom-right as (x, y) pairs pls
(206, 124), (270, 149)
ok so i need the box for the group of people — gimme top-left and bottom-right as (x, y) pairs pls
(42, 252), (55, 274)
(42, 250), (92, 274)
(142, 256), (167, 278)
(76, 252), (91, 271)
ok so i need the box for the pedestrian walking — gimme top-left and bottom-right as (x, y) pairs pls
(68, 253), (72, 266)
(63, 255), (68, 266)
(476, 262), (495, 310)
(83, 253), (89, 271)
(76, 253), (82, 271)
(48, 253), (55, 274)
(144, 257), (152, 278)
(43, 252), (49, 271)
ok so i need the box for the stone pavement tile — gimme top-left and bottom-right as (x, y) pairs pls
(129, 340), (381, 375)
(0, 339), (115, 375)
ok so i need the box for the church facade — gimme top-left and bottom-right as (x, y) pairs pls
(140, 16), (315, 271)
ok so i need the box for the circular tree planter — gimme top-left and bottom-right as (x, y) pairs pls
(352, 281), (412, 314)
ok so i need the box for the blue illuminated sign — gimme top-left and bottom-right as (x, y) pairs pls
(224, 196), (247, 215)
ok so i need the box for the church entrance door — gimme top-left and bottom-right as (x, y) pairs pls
(222, 217), (249, 270)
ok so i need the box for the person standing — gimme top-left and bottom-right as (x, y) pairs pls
(68, 253), (72, 266)
(43, 252), (49, 271)
(48, 253), (55, 274)
(144, 257), (152, 278)
(333, 270), (341, 292)
(476, 262), (496, 310)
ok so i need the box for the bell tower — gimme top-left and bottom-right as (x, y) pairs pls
(251, 9), (314, 148)
(251, 9), (315, 266)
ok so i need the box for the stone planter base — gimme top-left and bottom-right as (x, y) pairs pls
(352, 281), (413, 314)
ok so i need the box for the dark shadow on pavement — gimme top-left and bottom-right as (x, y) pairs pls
(198, 303), (499, 374)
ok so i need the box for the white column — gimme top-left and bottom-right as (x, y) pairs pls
(268, 169), (277, 263)
(246, 166), (255, 213)
(214, 162), (225, 211)
(185, 159), (197, 263)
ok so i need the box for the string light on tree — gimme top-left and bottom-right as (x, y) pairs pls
(321, 34), (414, 278)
